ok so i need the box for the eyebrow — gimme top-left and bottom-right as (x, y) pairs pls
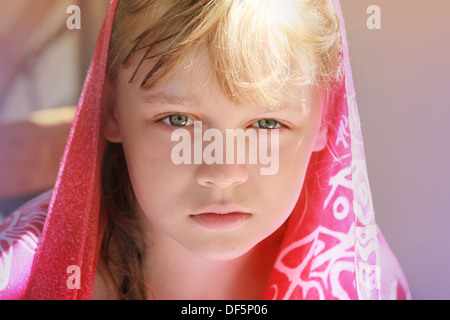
(142, 92), (310, 114)
(142, 92), (191, 106)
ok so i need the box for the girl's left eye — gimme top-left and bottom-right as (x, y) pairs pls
(162, 114), (194, 127)
(252, 119), (282, 129)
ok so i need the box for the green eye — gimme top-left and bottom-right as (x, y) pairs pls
(164, 114), (193, 126)
(255, 119), (281, 129)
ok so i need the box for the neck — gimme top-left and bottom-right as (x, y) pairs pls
(143, 229), (282, 300)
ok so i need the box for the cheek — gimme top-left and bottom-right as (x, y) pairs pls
(278, 137), (313, 184)
(260, 137), (314, 218)
(262, 167), (305, 219)
(119, 124), (188, 208)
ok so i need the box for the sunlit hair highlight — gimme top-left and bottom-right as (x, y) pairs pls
(108, 0), (342, 109)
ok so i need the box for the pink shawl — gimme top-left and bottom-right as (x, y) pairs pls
(0, 0), (410, 300)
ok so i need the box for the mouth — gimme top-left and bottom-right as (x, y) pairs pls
(190, 205), (252, 231)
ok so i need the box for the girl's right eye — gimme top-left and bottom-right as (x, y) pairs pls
(162, 114), (194, 127)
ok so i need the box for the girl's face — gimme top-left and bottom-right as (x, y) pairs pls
(103, 48), (327, 261)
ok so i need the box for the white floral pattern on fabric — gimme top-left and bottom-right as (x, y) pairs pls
(0, 191), (50, 294)
(270, 224), (356, 299)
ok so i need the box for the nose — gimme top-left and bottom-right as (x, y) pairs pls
(195, 163), (249, 189)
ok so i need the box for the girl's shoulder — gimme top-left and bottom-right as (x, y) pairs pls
(0, 190), (52, 299)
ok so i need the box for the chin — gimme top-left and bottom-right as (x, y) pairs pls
(187, 236), (260, 261)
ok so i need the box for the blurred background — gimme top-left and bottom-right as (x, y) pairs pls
(0, 0), (108, 214)
(0, 0), (448, 299)
(341, 0), (450, 299)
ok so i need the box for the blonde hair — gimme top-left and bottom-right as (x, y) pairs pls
(101, 0), (342, 299)
(108, 0), (341, 108)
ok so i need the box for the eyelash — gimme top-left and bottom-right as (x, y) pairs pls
(157, 113), (288, 131)
(156, 114), (195, 132)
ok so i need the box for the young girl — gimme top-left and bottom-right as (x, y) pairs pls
(0, 0), (410, 300)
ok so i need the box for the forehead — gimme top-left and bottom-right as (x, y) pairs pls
(118, 45), (319, 113)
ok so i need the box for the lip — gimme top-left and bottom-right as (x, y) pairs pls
(190, 204), (252, 231)
(190, 212), (251, 231)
